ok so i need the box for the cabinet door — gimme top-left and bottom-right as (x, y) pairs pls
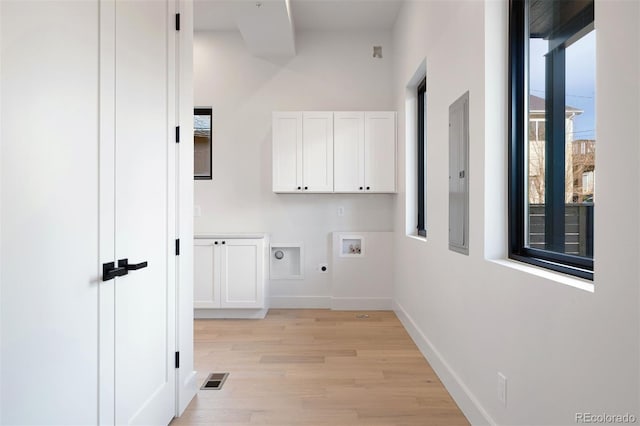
(273, 112), (303, 192)
(334, 112), (365, 192)
(194, 241), (220, 308)
(220, 239), (265, 308)
(364, 112), (396, 192)
(303, 112), (334, 192)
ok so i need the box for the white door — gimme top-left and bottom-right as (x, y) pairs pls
(364, 112), (396, 193)
(302, 112), (334, 192)
(272, 112), (303, 192)
(194, 240), (220, 308)
(1, 1), (102, 423)
(1, 0), (178, 424)
(334, 112), (365, 192)
(220, 239), (264, 308)
(103, 0), (176, 424)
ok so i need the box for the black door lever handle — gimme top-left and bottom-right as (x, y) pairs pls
(118, 258), (148, 271)
(102, 262), (127, 281)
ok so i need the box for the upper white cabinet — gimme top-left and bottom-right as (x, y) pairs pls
(272, 112), (303, 192)
(364, 112), (396, 193)
(303, 112), (334, 192)
(334, 111), (396, 193)
(334, 112), (365, 192)
(272, 111), (333, 193)
(273, 111), (395, 193)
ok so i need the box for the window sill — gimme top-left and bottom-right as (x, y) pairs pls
(488, 258), (594, 293)
(406, 234), (427, 243)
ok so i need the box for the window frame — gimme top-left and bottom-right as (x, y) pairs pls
(508, 0), (594, 280)
(417, 77), (427, 237)
(194, 107), (213, 180)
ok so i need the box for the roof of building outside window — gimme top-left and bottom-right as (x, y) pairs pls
(529, 94), (582, 115)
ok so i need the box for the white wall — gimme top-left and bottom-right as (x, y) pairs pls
(391, 1), (639, 424)
(194, 30), (395, 307)
(331, 231), (394, 309)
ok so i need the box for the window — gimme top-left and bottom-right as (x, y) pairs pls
(509, 0), (595, 279)
(417, 77), (426, 237)
(194, 108), (212, 180)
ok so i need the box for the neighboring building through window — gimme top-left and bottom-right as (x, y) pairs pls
(194, 108), (212, 180)
(417, 77), (426, 237)
(509, 0), (595, 279)
(526, 94), (587, 205)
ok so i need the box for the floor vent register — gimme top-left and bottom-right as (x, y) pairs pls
(200, 373), (229, 390)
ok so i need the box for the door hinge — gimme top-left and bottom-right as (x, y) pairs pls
(175, 126), (180, 144)
(175, 351), (180, 368)
(175, 13), (181, 31)
(175, 239), (180, 256)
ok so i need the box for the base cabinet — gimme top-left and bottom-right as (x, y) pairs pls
(194, 238), (265, 312)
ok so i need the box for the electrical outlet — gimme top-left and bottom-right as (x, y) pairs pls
(497, 372), (507, 407)
(337, 206), (344, 217)
(318, 263), (328, 273)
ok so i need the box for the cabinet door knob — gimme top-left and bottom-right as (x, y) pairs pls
(297, 186), (301, 190)
(359, 187), (363, 190)
(222, 241), (226, 244)
(366, 186), (370, 190)
(304, 186), (308, 190)
(214, 241), (218, 245)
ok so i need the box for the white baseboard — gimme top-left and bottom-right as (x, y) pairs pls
(177, 370), (197, 417)
(269, 296), (330, 309)
(331, 297), (392, 310)
(268, 296), (393, 310)
(194, 308), (268, 319)
(393, 300), (495, 426)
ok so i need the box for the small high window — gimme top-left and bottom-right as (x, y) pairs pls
(194, 108), (212, 180)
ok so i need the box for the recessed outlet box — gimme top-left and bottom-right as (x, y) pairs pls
(497, 372), (507, 407)
(318, 263), (328, 273)
(339, 235), (365, 257)
(270, 243), (303, 279)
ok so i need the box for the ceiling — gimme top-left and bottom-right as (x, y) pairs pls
(194, 0), (403, 32)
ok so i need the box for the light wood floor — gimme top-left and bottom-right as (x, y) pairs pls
(173, 309), (469, 425)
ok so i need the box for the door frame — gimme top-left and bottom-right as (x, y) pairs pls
(175, 0), (197, 417)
